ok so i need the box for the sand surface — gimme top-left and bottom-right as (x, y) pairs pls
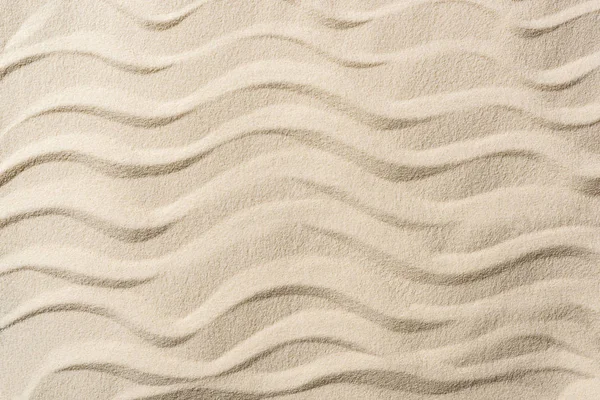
(1, 0), (600, 399)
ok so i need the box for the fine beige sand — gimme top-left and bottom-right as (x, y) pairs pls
(1, 0), (600, 399)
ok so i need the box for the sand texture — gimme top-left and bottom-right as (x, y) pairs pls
(1, 0), (600, 399)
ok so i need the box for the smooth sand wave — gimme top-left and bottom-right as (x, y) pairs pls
(3, 148), (600, 243)
(3, 27), (600, 90)
(3, 104), (600, 188)
(109, 349), (599, 399)
(4, 60), (600, 139)
(84, 0), (600, 35)
(3, 219), (600, 287)
(4, 270), (600, 347)
(18, 316), (599, 399)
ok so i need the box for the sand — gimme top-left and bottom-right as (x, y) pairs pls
(1, 0), (600, 399)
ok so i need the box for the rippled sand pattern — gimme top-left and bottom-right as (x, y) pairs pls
(1, 0), (600, 399)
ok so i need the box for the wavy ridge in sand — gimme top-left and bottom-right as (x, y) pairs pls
(93, 0), (600, 34)
(3, 28), (600, 91)
(4, 61), (600, 136)
(4, 104), (600, 185)
(18, 318), (600, 399)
